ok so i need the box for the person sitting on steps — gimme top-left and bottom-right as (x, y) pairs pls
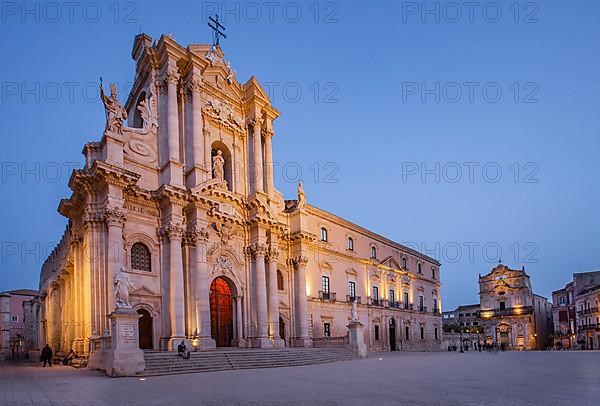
(177, 340), (191, 359)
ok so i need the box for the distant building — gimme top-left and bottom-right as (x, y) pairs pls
(551, 282), (576, 349)
(0, 289), (39, 359)
(442, 304), (481, 331)
(551, 271), (600, 350)
(478, 265), (552, 350)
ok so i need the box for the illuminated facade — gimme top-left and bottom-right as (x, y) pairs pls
(38, 34), (442, 357)
(479, 265), (552, 350)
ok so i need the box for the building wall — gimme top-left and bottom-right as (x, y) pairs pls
(37, 34), (442, 356)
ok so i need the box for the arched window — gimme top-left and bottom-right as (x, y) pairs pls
(277, 270), (284, 291)
(370, 246), (377, 259)
(402, 257), (407, 269)
(418, 263), (422, 274)
(432, 267), (436, 279)
(132, 92), (146, 128)
(131, 242), (151, 272)
(347, 237), (354, 251)
(320, 227), (328, 242)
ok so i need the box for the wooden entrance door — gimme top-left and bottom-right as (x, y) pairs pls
(210, 277), (234, 347)
(137, 309), (153, 350)
(389, 319), (397, 351)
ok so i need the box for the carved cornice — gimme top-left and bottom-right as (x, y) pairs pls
(104, 206), (127, 227)
(291, 255), (309, 269)
(246, 243), (268, 259)
(266, 247), (280, 263)
(157, 223), (185, 241)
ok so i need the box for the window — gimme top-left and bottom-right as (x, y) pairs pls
(323, 323), (331, 337)
(370, 246), (377, 259)
(372, 286), (379, 301)
(404, 292), (409, 305)
(277, 270), (284, 291)
(499, 301), (506, 310)
(320, 227), (328, 242)
(348, 281), (356, 299)
(434, 327), (438, 340)
(11, 316), (18, 322)
(374, 325), (380, 341)
(405, 326), (410, 340)
(347, 237), (354, 251)
(432, 267), (436, 279)
(420, 326), (424, 340)
(419, 295), (424, 309)
(389, 290), (395, 304)
(402, 257), (407, 269)
(418, 263), (422, 274)
(131, 242), (151, 272)
(473, 321), (478, 326)
(322, 276), (330, 293)
(433, 298), (438, 312)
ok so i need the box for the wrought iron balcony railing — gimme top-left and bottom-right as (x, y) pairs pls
(346, 295), (361, 304)
(318, 291), (336, 302)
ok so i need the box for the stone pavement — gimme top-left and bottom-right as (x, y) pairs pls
(1, 351), (598, 406)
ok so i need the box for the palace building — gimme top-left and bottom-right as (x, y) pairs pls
(38, 34), (442, 358)
(479, 265), (552, 350)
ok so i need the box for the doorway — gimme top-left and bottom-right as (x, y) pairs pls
(279, 316), (286, 346)
(210, 277), (235, 347)
(389, 319), (397, 351)
(137, 309), (153, 350)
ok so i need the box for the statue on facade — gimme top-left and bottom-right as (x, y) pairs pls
(100, 78), (128, 135)
(137, 92), (158, 130)
(351, 300), (359, 322)
(114, 267), (134, 309)
(213, 150), (225, 181)
(297, 181), (306, 209)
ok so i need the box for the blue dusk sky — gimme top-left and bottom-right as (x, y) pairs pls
(0, 0), (599, 309)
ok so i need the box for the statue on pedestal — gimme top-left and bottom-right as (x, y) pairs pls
(114, 267), (134, 309)
(100, 78), (128, 135)
(213, 150), (225, 181)
(351, 300), (359, 322)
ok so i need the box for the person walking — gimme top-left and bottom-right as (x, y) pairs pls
(41, 344), (53, 367)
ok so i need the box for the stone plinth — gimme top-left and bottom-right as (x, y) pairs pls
(94, 309), (145, 377)
(347, 322), (367, 358)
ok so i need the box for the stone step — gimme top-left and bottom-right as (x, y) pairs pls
(139, 348), (359, 376)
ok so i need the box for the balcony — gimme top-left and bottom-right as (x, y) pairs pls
(346, 295), (362, 304)
(432, 307), (441, 315)
(480, 306), (533, 318)
(388, 301), (402, 309)
(577, 307), (598, 316)
(318, 291), (336, 302)
(579, 324), (599, 331)
(418, 305), (428, 313)
(401, 302), (414, 310)
(370, 298), (383, 306)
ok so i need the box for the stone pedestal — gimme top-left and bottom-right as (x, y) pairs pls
(348, 322), (368, 358)
(191, 337), (216, 351)
(168, 337), (192, 351)
(105, 309), (145, 377)
(292, 337), (313, 348)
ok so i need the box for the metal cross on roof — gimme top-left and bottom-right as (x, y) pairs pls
(208, 14), (227, 47)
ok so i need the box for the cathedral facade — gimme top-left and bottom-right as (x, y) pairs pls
(38, 34), (442, 355)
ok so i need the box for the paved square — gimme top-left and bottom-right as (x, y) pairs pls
(1, 351), (598, 406)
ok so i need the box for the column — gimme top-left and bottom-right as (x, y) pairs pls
(166, 67), (180, 162)
(264, 130), (275, 196)
(0, 294), (10, 360)
(248, 243), (270, 347)
(293, 256), (311, 346)
(251, 119), (264, 194)
(189, 76), (205, 186)
(235, 296), (244, 345)
(166, 223), (186, 348)
(266, 247), (283, 347)
(105, 207), (127, 316)
(193, 228), (215, 349)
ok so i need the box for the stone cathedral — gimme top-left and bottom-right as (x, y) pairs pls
(39, 34), (442, 364)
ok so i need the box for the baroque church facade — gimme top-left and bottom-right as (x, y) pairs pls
(38, 34), (442, 355)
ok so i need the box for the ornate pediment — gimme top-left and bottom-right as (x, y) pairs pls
(381, 256), (402, 271)
(130, 285), (160, 297)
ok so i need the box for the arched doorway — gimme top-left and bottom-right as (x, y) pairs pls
(389, 318), (397, 351)
(210, 277), (235, 347)
(279, 316), (286, 346)
(137, 309), (153, 350)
